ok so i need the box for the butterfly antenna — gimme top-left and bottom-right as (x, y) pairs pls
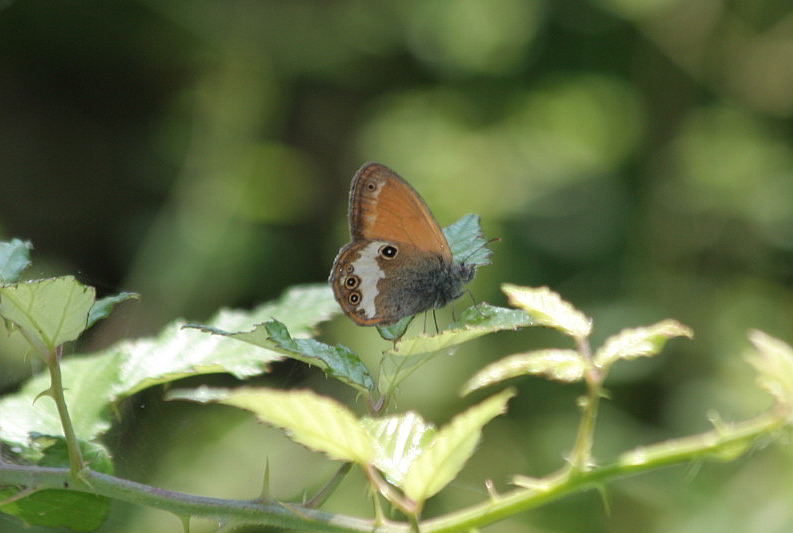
(460, 236), (501, 264)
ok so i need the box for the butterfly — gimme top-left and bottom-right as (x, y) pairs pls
(329, 162), (484, 326)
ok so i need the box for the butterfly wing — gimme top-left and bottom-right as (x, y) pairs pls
(348, 163), (453, 261)
(330, 239), (468, 325)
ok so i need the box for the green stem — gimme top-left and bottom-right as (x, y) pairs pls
(47, 345), (85, 476)
(569, 336), (600, 470)
(0, 409), (783, 533)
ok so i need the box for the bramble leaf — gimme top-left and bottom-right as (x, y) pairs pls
(402, 388), (515, 506)
(444, 214), (493, 267)
(214, 388), (374, 464)
(0, 276), (95, 354)
(391, 304), (532, 357)
(461, 349), (585, 395)
(0, 239), (33, 284)
(746, 330), (793, 411)
(361, 412), (436, 486)
(195, 318), (373, 393)
(86, 292), (139, 329)
(593, 319), (693, 370)
(502, 284), (591, 338)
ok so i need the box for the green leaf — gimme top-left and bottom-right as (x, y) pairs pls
(391, 304), (532, 357)
(594, 319), (693, 370)
(0, 276), (95, 353)
(0, 239), (33, 284)
(0, 284), (337, 458)
(0, 439), (112, 531)
(402, 388), (515, 506)
(461, 349), (585, 395)
(120, 284), (336, 398)
(214, 388), (374, 464)
(501, 284), (592, 338)
(360, 412), (436, 486)
(376, 315), (414, 342)
(443, 214), (493, 267)
(745, 330), (793, 411)
(86, 292), (139, 329)
(195, 318), (374, 393)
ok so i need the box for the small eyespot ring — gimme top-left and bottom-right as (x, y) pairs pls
(348, 292), (361, 305)
(379, 244), (398, 259)
(366, 181), (377, 191)
(344, 275), (359, 289)
(344, 264), (354, 274)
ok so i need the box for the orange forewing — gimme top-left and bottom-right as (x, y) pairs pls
(349, 163), (452, 260)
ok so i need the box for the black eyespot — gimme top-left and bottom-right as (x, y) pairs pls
(366, 181), (377, 191)
(344, 275), (359, 289)
(379, 245), (398, 259)
(348, 292), (361, 305)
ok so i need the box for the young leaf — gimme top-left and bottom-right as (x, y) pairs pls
(402, 388), (515, 507)
(0, 239), (33, 284)
(593, 319), (693, 370)
(195, 319), (374, 393)
(86, 292), (139, 329)
(215, 388), (374, 464)
(443, 214), (493, 267)
(461, 349), (585, 395)
(360, 412), (436, 486)
(391, 304), (532, 357)
(745, 330), (793, 410)
(0, 276), (95, 354)
(502, 284), (592, 338)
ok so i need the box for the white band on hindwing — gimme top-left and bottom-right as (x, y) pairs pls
(352, 241), (386, 319)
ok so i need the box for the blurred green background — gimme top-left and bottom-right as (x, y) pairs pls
(1, 0), (793, 532)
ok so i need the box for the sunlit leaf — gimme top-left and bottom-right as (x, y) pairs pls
(360, 412), (436, 486)
(215, 388), (374, 464)
(402, 388), (515, 506)
(461, 349), (584, 395)
(443, 214), (493, 267)
(593, 319), (693, 370)
(0, 276), (95, 354)
(502, 284), (591, 338)
(195, 318), (374, 393)
(0, 438), (112, 531)
(121, 284), (337, 397)
(746, 330), (793, 410)
(86, 292), (139, 329)
(0, 239), (33, 284)
(391, 304), (532, 357)
(0, 284), (337, 458)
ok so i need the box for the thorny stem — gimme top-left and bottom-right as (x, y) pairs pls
(46, 345), (85, 476)
(569, 335), (601, 470)
(0, 407), (784, 533)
